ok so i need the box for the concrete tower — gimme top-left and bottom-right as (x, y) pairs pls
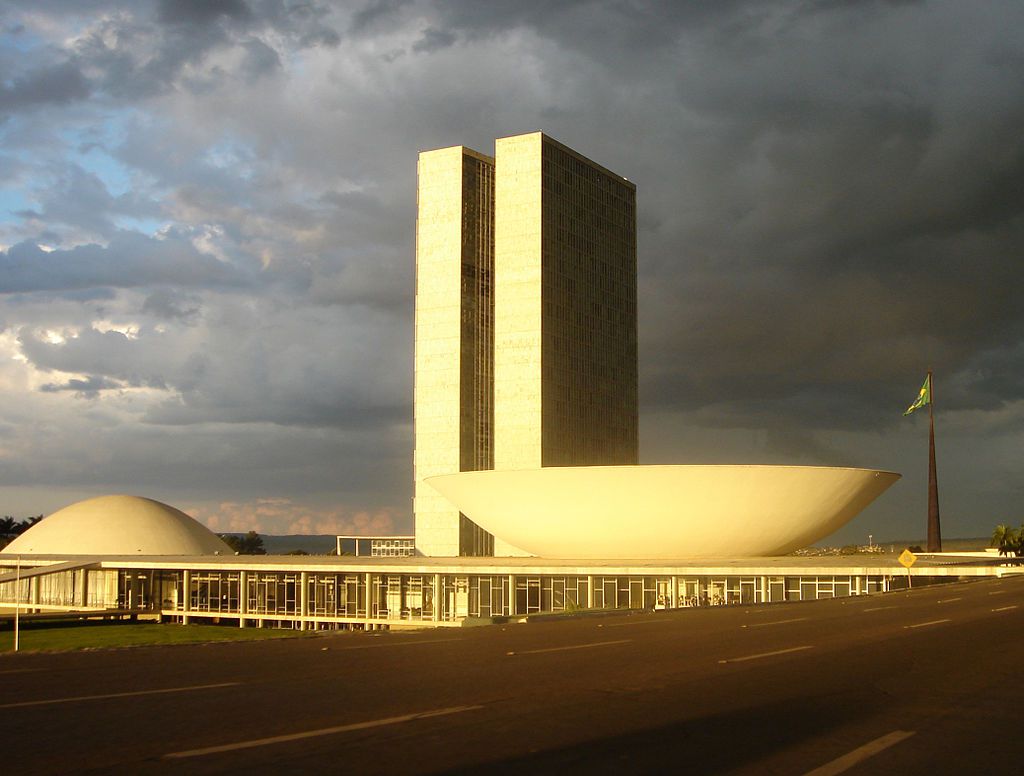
(414, 133), (637, 556)
(493, 132), (638, 471)
(413, 146), (496, 557)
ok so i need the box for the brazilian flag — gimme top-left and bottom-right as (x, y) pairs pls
(903, 374), (931, 416)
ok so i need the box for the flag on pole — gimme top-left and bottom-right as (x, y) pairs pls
(903, 374), (931, 416)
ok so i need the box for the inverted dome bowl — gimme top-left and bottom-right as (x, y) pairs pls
(427, 465), (900, 558)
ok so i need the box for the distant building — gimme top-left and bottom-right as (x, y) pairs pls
(414, 133), (637, 557)
(336, 535), (416, 558)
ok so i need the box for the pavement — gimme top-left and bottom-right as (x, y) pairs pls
(3, 575), (1024, 774)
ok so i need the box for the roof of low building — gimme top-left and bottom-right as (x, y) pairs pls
(1, 495), (231, 556)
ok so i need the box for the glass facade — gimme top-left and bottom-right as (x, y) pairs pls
(1, 563), (918, 630)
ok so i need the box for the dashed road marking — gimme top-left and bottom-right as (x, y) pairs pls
(803, 730), (915, 776)
(862, 606), (897, 612)
(937, 597), (962, 603)
(332, 638), (462, 651)
(742, 617), (808, 629)
(992, 605), (1018, 613)
(0, 682), (240, 710)
(904, 619), (950, 629)
(165, 705), (483, 759)
(718, 645), (814, 664)
(604, 618), (674, 627)
(508, 639), (631, 656)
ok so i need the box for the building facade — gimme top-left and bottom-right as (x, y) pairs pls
(4, 554), (986, 632)
(414, 133), (638, 557)
(494, 132), (637, 470)
(414, 146), (497, 557)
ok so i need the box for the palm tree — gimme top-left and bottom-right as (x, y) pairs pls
(991, 524), (1020, 556)
(13, 514), (42, 535)
(0, 516), (16, 549)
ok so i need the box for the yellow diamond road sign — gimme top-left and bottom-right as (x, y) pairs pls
(899, 548), (918, 568)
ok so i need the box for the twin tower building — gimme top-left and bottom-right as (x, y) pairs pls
(414, 132), (639, 556)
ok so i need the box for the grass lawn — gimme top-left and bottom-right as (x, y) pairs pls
(0, 620), (314, 653)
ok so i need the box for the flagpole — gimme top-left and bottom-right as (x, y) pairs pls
(926, 370), (942, 552)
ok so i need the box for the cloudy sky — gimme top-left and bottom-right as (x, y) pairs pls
(1, 0), (1021, 544)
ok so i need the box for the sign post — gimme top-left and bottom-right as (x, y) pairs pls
(898, 548), (917, 589)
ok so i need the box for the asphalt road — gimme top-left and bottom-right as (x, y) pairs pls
(3, 575), (1023, 775)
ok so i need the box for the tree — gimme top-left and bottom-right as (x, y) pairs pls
(1, 514), (44, 549)
(991, 524), (1021, 557)
(15, 515), (43, 534)
(0, 516), (17, 549)
(220, 531), (266, 555)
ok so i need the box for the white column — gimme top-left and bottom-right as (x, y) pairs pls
(299, 571), (309, 631)
(182, 570), (191, 625)
(432, 574), (441, 621)
(239, 571), (247, 628)
(365, 572), (373, 622)
(587, 575), (595, 610)
(78, 569), (89, 608)
(508, 574), (516, 615)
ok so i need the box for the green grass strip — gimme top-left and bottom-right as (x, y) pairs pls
(0, 621), (314, 653)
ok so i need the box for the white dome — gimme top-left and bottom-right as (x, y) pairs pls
(2, 495), (232, 556)
(427, 465), (900, 558)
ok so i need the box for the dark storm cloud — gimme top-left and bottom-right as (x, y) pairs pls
(349, 0), (412, 35)
(156, 0), (253, 26)
(1, 0), (1022, 539)
(140, 288), (201, 322)
(0, 61), (90, 114)
(239, 38), (281, 79)
(0, 234), (249, 293)
(11, 0), (333, 105)
(411, 27), (456, 53)
(15, 163), (162, 239)
(39, 374), (123, 397)
(20, 327), (171, 390)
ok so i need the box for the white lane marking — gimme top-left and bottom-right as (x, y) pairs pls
(992, 605), (1018, 612)
(904, 619), (950, 629)
(862, 606), (897, 612)
(604, 618), (674, 627)
(0, 682), (240, 710)
(331, 638), (461, 651)
(937, 597), (962, 603)
(988, 590), (1007, 595)
(0, 668), (43, 675)
(507, 639), (631, 656)
(742, 617), (807, 629)
(803, 730), (915, 776)
(165, 705), (483, 759)
(718, 645), (814, 664)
